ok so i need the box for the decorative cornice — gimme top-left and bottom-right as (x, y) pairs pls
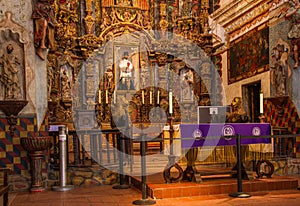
(211, 0), (271, 34)
(229, 11), (269, 41)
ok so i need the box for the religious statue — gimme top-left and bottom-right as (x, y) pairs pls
(118, 52), (134, 90)
(226, 97), (249, 123)
(286, 0), (300, 69)
(271, 44), (288, 96)
(0, 44), (22, 99)
(104, 67), (114, 91)
(181, 69), (194, 101)
(61, 70), (71, 101)
(32, 0), (57, 60)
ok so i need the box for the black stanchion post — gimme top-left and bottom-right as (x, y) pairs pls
(133, 132), (156, 205)
(113, 132), (130, 189)
(229, 134), (251, 198)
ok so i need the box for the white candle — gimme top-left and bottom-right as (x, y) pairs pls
(260, 91), (264, 114)
(142, 90), (145, 104)
(169, 91), (173, 114)
(150, 91), (152, 104)
(113, 91), (116, 104)
(106, 90), (108, 104)
(98, 90), (101, 103)
(157, 90), (160, 104)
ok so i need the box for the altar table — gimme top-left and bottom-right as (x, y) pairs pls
(180, 123), (271, 149)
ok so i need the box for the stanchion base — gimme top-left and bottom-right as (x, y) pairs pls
(112, 184), (130, 189)
(52, 185), (74, 192)
(229, 192), (251, 198)
(133, 199), (156, 205)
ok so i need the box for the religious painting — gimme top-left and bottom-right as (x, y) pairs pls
(228, 26), (269, 84)
(114, 44), (140, 91)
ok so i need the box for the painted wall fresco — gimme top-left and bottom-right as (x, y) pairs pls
(228, 26), (269, 84)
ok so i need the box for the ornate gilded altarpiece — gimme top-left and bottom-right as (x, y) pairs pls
(45, 0), (221, 130)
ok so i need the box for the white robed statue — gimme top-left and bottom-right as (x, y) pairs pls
(118, 52), (134, 90)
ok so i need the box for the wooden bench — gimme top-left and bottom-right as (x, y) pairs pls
(0, 168), (10, 206)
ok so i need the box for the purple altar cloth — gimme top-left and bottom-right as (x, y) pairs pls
(180, 123), (271, 149)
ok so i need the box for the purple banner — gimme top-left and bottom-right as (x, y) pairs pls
(180, 123), (271, 149)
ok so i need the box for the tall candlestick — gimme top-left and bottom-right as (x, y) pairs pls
(260, 90), (264, 114)
(157, 90), (160, 104)
(98, 90), (101, 103)
(169, 91), (173, 114)
(150, 91), (152, 104)
(106, 90), (108, 104)
(142, 90), (145, 104)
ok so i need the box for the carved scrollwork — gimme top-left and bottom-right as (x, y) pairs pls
(78, 34), (102, 59)
(114, 6), (138, 22)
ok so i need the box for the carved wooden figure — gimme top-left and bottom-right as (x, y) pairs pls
(32, 0), (57, 60)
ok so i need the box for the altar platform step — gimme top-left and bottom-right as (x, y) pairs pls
(130, 172), (298, 199)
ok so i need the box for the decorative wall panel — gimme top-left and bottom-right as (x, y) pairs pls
(264, 99), (300, 158)
(0, 116), (48, 175)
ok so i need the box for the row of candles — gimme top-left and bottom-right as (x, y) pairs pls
(98, 90), (112, 104)
(97, 89), (173, 114)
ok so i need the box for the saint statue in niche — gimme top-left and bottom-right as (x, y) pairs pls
(118, 52), (135, 90)
(181, 69), (194, 102)
(0, 44), (22, 99)
(60, 68), (72, 101)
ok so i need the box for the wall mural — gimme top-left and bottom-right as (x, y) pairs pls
(228, 26), (269, 84)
